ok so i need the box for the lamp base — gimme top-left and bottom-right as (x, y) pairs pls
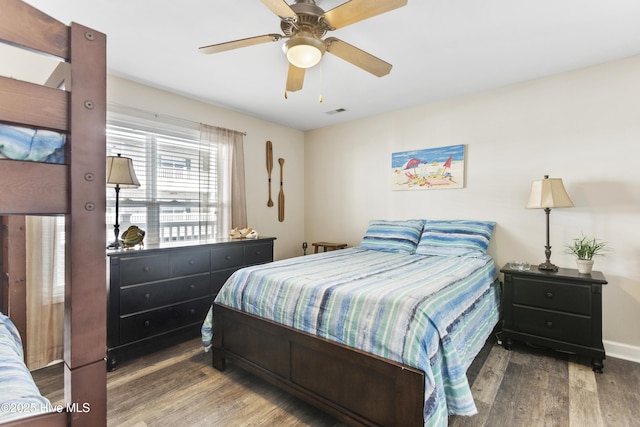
(538, 260), (559, 271)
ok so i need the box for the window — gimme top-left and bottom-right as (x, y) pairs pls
(106, 112), (219, 246)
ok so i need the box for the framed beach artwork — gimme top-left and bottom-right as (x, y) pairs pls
(392, 144), (465, 191)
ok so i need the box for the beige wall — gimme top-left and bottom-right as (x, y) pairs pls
(305, 55), (640, 361)
(107, 76), (306, 260)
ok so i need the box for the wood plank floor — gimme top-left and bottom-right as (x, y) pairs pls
(32, 336), (640, 426)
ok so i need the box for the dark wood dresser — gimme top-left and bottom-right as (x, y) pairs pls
(107, 237), (275, 370)
(500, 264), (607, 372)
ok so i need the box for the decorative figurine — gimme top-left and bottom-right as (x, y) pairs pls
(120, 225), (145, 248)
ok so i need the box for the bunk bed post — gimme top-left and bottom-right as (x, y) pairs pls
(63, 22), (107, 426)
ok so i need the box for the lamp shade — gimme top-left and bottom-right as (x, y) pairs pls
(525, 175), (574, 209)
(106, 154), (140, 188)
(283, 33), (326, 69)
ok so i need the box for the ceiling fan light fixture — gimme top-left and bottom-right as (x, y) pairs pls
(283, 33), (326, 69)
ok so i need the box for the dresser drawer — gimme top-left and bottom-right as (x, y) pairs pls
(211, 245), (244, 270)
(119, 297), (211, 344)
(512, 306), (592, 346)
(211, 267), (239, 296)
(120, 273), (210, 315)
(512, 277), (591, 315)
(244, 242), (273, 265)
(120, 254), (170, 286)
(170, 249), (210, 276)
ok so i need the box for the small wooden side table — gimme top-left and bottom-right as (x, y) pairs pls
(312, 242), (347, 253)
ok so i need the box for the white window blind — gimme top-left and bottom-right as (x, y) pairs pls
(106, 112), (219, 245)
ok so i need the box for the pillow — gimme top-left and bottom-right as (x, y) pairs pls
(359, 220), (424, 254)
(415, 220), (495, 257)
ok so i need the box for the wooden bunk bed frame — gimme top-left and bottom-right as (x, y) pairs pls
(213, 304), (426, 427)
(0, 1), (107, 426)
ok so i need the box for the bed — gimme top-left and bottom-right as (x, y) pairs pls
(0, 313), (51, 423)
(1, 1), (107, 426)
(203, 219), (501, 426)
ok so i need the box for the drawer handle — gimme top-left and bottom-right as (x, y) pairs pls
(144, 320), (150, 327)
(190, 284), (195, 290)
(144, 293), (151, 299)
(545, 292), (554, 298)
(190, 309), (195, 314)
(225, 255), (232, 260)
(189, 260), (195, 265)
(255, 251), (261, 255)
(546, 321), (553, 327)
(143, 266), (150, 273)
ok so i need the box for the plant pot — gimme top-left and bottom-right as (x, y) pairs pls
(576, 259), (594, 274)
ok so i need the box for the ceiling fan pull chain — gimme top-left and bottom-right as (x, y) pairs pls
(319, 62), (323, 103)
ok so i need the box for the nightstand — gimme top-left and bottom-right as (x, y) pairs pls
(500, 264), (607, 372)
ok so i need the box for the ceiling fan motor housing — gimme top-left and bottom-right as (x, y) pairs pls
(281, 1), (329, 38)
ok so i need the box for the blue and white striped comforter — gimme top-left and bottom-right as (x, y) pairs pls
(0, 312), (51, 422)
(204, 248), (500, 426)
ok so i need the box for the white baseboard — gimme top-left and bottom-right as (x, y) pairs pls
(603, 340), (640, 364)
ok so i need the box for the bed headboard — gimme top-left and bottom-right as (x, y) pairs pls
(0, 1), (107, 425)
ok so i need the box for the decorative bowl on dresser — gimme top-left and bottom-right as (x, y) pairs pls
(107, 237), (275, 370)
(500, 264), (607, 372)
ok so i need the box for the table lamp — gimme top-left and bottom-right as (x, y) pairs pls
(106, 154), (140, 248)
(525, 175), (574, 271)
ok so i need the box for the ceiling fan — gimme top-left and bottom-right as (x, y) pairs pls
(199, 0), (408, 96)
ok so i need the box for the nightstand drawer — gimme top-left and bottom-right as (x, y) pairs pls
(120, 254), (170, 286)
(211, 246), (244, 270)
(244, 242), (273, 265)
(513, 306), (592, 346)
(119, 297), (211, 344)
(512, 277), (591, 315)
(170, 249), (210, 276)
(120, 273), (210, 314)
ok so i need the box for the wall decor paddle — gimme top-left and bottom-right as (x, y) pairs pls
(266, 140), (274, 207)
(278, 158), (285, 222)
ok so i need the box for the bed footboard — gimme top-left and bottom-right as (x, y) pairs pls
(212, 303), (424, 427)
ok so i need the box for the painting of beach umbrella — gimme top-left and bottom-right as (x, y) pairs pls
(391, 144), (465, 191)
(442, 155), (452, 173)
(403, 158), (422, 170)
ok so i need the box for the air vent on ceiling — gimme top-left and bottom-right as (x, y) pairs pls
(325, 108), (347, 115)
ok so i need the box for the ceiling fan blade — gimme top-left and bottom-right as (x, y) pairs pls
(323, 0), (407, 29)
(325, 37), (392, 77)
(261, 0), (297, 20)
(199, 34), (282, 54)
(286, 63), (305, 92)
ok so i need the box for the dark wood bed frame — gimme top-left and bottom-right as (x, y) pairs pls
(1, 1), (107, 425)
(212, 303), (426, 427)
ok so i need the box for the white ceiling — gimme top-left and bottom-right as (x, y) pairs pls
(23, 0), (640, 131)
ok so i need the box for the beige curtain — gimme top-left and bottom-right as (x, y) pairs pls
(25, 216), (64, 370)
(200, 125), (247, 237)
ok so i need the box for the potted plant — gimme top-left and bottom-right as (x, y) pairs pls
(566, 234), (608, 274)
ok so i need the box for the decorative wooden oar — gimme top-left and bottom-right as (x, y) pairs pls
(278, 158), (285, 222)
(266, 141), (273, 207)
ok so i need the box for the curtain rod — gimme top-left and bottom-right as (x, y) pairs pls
(107, 103), (247, 136)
